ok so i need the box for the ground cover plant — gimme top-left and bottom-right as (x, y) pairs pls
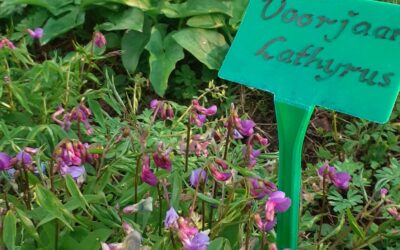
(0, 0), (400, 249)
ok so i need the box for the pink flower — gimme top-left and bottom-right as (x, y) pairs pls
(94, 31), (106, 48)
(209, 163), (231, 182)
(152, 142), (172, 171)
(141, 155), (158, 186)
(52, 102), (93, 135)
(27, 28), (43, 39)
(177, 217), (209, 250)
(150, 99), (174, 120)
(380, 188), (388, 199)
(0, 38), (15, 49)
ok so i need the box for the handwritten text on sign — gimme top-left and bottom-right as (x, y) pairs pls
(219, 0), (400, 123)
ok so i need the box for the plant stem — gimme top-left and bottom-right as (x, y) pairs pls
(157, 183), (163, 236)
(55, 220), (59, 250)
(245, 210), (252, 250)
(22, 168), (31, 210)
(184, 118), (191, 173)
(317, 172), (328, 248)
(77, 120), (82, 141)
(134, 154), (141, 223)
(261, 231), (266, 250)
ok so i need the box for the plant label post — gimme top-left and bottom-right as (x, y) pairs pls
(218, 0), (400, 248)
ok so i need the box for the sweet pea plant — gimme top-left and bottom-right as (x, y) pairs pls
(1, 6), (400, 250)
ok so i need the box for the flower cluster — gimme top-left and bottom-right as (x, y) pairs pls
(0, 38), (15, 49)
(190, 99), (217, 127)
(249, 177), (277, 200)
(165, 207), (210, 250)
(254, 191), (291, 232)
(52, 102), (93, 135)
(0, 148), (39, 173)
(53, 139), (98, 184)
(318, 164), (351, 190)
(150, 99), (175, 120)
(228, 105), (256, 139)
(190, 168), (207, 187)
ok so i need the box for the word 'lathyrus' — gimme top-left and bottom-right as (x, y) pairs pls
(257, 0), (396, 86)
(256, 37), (393, 86)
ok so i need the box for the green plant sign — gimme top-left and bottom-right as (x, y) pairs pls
(219, 0), (400, 248)
(220, 0), (400, 123)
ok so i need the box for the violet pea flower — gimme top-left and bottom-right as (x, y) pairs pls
(0, 152), (12, 171)
(165, 207), (179, 228)
(94, 31), (107, 48)
(209, 163), (231, 182)
(27, 28), (43, 39)
(190, 168), (207, 187)
(318, 164), (351, 190)
(265, 191), (292, 221)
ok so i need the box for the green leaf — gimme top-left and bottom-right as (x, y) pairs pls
(121, 18), (151, 73)
(81, 0), (154, 11)
(3, 210), (17, 250)
(162, 0), (232, 18)
(65, 175), (90, 214)
(35, 184), (75, 230)
(145, 25), (184, 96)
(87, 98), (106, 129)
(16, 208), (40, 243)
(14, 0), (73, 16)
(186, 14), (225, 29)
(98, 8), (144, 32)
(229, 0), (249, 28)
(41, 8), (85, 45)
(346, 208), (365, 239)
(208, 237), (231, 250)
(9, 84), (32, 114)
(171, 171), (182, 208)
(173, 28), (229, 70)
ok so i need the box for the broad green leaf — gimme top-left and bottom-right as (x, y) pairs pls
(229, 0), (249, 28)
(171, 171), (182, 208)
(35, 184), (75, 230)
(121, 18), (151, 73)
(81, 0), (154, 11)
(173, 28), (229, 70)
(41, 8), (85, 45)
(9, 84), (32, 114)
(87, 98), (106, 129)
(346, 208), (365, 239)
(208, 237), (231, 250)
(161, 0), (232, 18)
(98, 8), (144, 32)
(65, 175), (90, 214)
(145, 25), (184, 96)
(14, 0), (73, 16)
(3, 211), (17, 250)
(186, 14), (225, 29)
(16, 208), (40, 242)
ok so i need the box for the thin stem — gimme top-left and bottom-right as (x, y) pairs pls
(55, 220), (59, 250)
(134, 154), (141, 223)
(245, 208), (252, 250)
(184, 118), (191, 173)
(317, 172), (327, 248)
(157, 184), (163, 236)
(77, 121), (82, 141)
(22, 168), (31, 210)
(261, 231), (266, 250)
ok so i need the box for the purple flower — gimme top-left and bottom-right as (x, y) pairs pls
(254, 213), (276, 232)
(94, 32), (106, 48)
(249, 178), (277, 199)
(265, 191), (291, 221)
(238, 119), (256, 136)
(27, 28), (43, 39)
(190, 100), (217, 127)
(0, 152), (12, 171)
(380, 188), (388, 199)
(182, 232), (210, 250)
(318, 164), (351, 190)
(165, 207), (179, 228)
(243, 146), (261, 168)
(16, 152), (32, 166)
(140, 155), (158, 186)
(150, 99), (175, 120)
(52, 102), (93, 135)
(190, 168), (207, 187)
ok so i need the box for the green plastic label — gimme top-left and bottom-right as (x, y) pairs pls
(219, 0), (400, 123)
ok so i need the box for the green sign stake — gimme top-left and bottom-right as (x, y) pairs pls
(219, 0), (400, 248)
